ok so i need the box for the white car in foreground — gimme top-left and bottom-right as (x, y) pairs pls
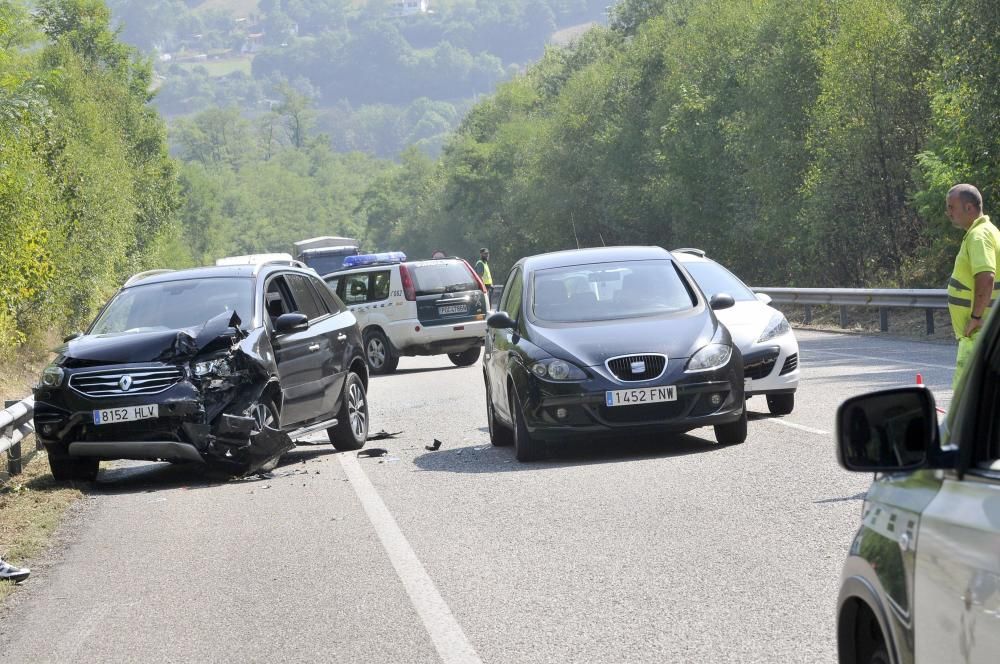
(672, 249), (799, 415)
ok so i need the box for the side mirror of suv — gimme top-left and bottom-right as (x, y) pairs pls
(274, 313), (309, 334)
(487, 312), (517, 330)
(63, 331), (83, 342)
(835, 386), (938, 472)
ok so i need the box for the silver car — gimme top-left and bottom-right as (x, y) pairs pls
(833, 320), (1000, 663)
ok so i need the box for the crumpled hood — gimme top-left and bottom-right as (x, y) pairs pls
(529, 309), (719, 366)
(713, 301), (779, 352)
(60, 312), (244, 364)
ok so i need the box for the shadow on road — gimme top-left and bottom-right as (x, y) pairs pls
(411, 432), (726, 474)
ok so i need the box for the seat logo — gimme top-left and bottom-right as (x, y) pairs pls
(119, 375), (133, 392)
(631, 360), (646, 374)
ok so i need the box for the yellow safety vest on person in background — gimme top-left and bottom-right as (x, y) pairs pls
(947, 214), (1000, 389)
(476, 259), (493, 286)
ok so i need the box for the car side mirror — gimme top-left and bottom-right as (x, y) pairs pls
(274, 312), (309, 334)
(487, 311), (517, 330)
(710, 293), (736, 311)
(755, 292), (772, 305)
(835, 386), (937, 472)
(63, 331), (83, 342)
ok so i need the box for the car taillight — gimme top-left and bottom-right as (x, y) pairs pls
(463, 259), (487, 294)
(398, 264), (416, 301)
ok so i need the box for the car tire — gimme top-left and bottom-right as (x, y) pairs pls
(510, 389), (545, 461)
(448, 347), (481, 367)
(364, 329), (398, 374)
(46, 447), (99, 482)
(766, 392), (794, 416)
(250, 398), (282, 472)
(714, 408), (748, 445)
(328, 372), (369, 451)
(485, 374), (512, 446)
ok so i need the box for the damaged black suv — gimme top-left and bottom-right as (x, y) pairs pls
(33, 262), (370, 481)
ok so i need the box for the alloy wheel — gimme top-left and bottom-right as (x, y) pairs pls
(367, 337), (386, 368)
(347, 381), (367, 437)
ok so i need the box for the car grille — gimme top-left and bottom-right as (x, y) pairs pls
(780, 353), (798, 375)
(605, 354), (667, 381)
(744, 348), (780, 380)
(69, 366), (184, 398)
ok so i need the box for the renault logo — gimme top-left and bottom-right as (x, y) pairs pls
(631, 360), (646, 374)
(119, 375), (133, 392)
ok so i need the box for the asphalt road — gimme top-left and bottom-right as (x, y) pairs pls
(0, 330), (958, 663)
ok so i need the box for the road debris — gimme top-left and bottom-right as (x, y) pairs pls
(357, 448), (389, 458)
(368, 430), (403, 441)
(425, 439), (443, 451)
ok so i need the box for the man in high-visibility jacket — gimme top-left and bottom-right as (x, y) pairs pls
(945, 183), (1000, 390)
(475, 247), (493, 287)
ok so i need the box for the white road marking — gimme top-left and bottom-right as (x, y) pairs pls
(340, 453), (483, 664)
(806, 348), (955, 370)
(763, 418), (830, 436)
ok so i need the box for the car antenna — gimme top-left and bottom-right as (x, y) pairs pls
(599, 233), (606, 247)
(572, 216), (581, 249)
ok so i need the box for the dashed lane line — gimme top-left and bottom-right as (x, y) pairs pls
(340, 453), (483, 664)
(763, 417), (830, 436)
(805, 348), (955, 371)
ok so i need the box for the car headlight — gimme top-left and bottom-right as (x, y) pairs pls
(40, 365), (65, 387)
(758, 312), (791, 343)
(686, 344), (733, 372)
(193, 358), (232, 377)
(530, 358), (587, 381)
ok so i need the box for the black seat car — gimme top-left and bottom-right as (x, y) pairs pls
(33, 262), (370, 481)
(483, 246), (746, 461)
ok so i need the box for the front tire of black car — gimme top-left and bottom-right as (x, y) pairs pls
(364, 329), (398, 374)
(448, 347), (481, 367)
(250, 399), (282, 472)
(510, 389), (545, 461)
(766, 392), (795, 416)
(714, 408), (748, 445)
(46, 446), (99, 482)
(485, 374), (512, 446)
(328, 372), (369, 451)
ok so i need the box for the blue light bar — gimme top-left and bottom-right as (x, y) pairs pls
(341, 251), (407, 269)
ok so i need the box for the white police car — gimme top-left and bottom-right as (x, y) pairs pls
(324, 253), (490, 374)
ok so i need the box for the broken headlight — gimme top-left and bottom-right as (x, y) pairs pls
(39, 365), (65, 387)
(192, 357), (233, 377)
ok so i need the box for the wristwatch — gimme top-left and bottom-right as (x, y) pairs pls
(971, 313), (983, 320)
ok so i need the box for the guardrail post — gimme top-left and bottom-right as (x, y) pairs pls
(879, 307), (889, 332)
(840, 306), (849, 329)
(804, 305), (812, 324)
(5, 399), (21, 476)
(925, 309), (935, 335)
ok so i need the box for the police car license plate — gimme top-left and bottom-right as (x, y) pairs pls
(605, 386), (676, 407)
(439, 304), (467, 315)
(93, 405), (158, 426)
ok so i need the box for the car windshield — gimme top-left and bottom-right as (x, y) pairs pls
(409, 261), (478, 296)
(681, 261), (757, 302)
(89, 277), (252, 335)
(531, 259), (696, 323)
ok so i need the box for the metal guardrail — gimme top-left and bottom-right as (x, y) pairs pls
(754, 287), (948, 334)
(1, 397), (36, 478)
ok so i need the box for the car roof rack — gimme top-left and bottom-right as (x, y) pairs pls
(672, 247), (706, 257)
(253, 258), (310, 275)
(124, 269), (175, 287)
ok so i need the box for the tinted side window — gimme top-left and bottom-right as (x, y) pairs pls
(286, 274), (325, 320)
(318, 277), (347, 314)
(305, 275), (335, 315)
(370, 270), (391, 301)
(501, 268), (524, 319)
(343, 273), (370, 305)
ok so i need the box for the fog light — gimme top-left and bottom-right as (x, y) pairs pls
(556, 407), (568, 420)
(414, 325), (421, 332)
(710, 393), (722, 405)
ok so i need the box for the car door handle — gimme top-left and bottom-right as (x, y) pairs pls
(337, 334), (347, 341)
(308, 343), (321, 352)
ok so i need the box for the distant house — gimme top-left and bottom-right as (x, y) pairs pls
(242, 32), (265, 54)
(395, 0), (429, 16)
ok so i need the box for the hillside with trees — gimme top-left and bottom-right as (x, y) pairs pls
(357, 0), (1000, 289)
